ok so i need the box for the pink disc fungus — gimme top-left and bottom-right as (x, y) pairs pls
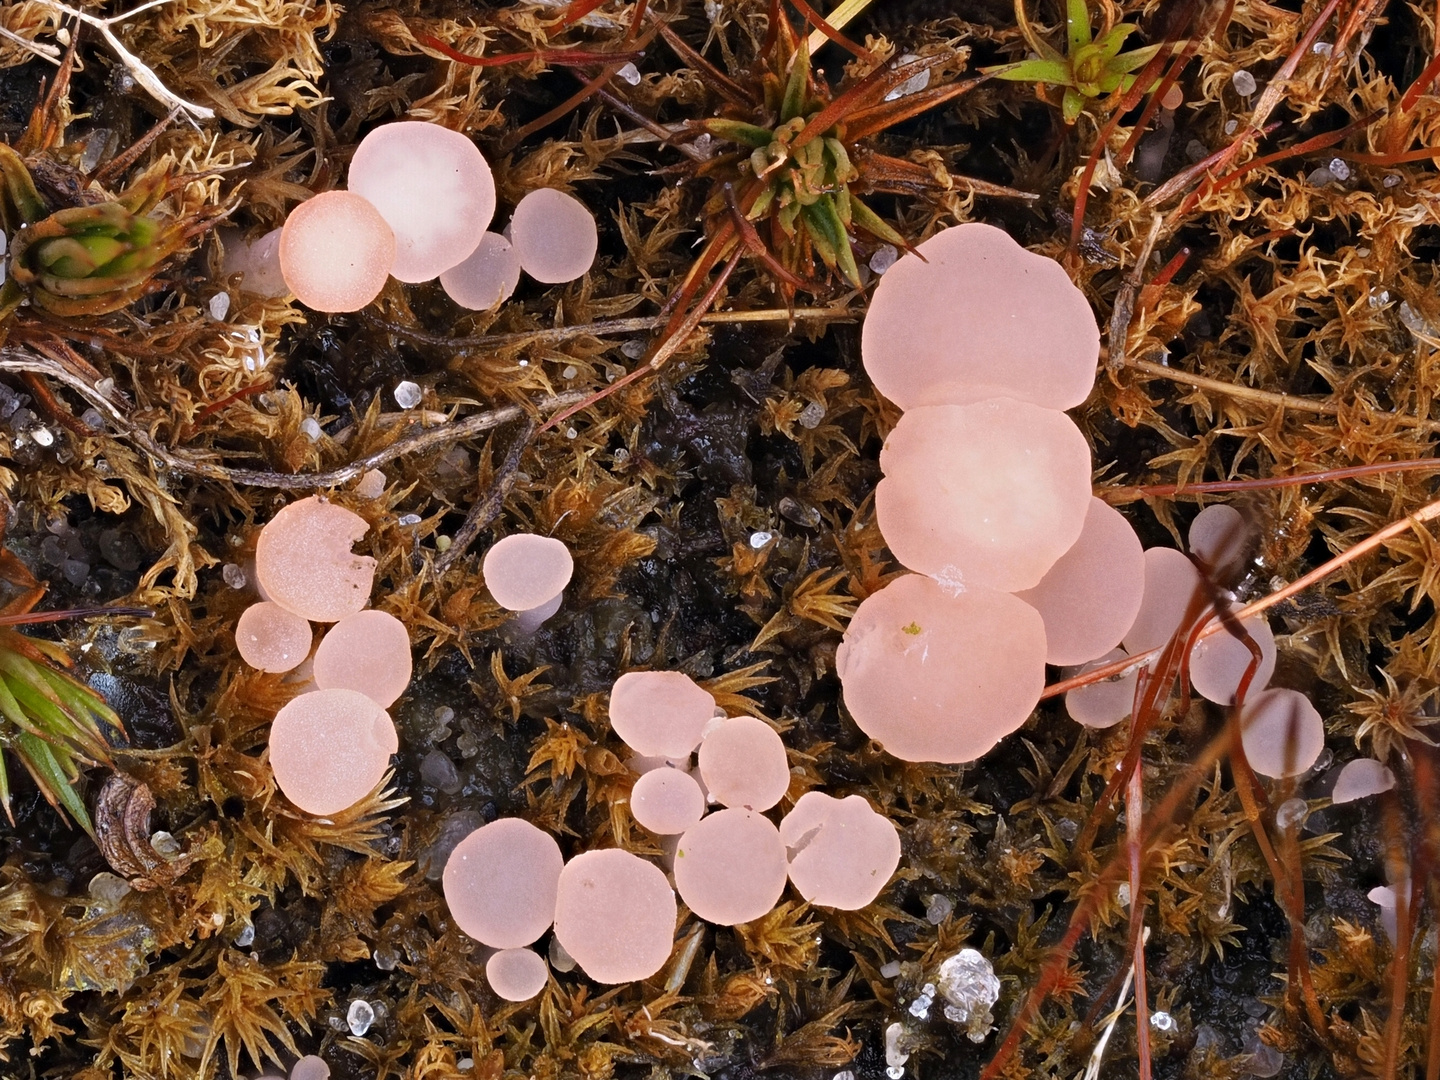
(608, 670), (716, 758)
(313, 609), (413, 708)
(268, 689), (398, 815)
(485, 947), (550, 1002)
(278, 190), (395, 313)
(1188, 503), (1251, 581)
(630, 766), (706, 835)
(234, 601), (312, 674)
(696, 716), (790, 812)
(223, 226), (287, 298)
(861, 222), (1099, 411)
(1122, 547), (1202, 655)
(1238, 688), (1325, 779)
(1016, 497), (1146, 665)
(346, 121), (497, 283)
(1063, 648), (1139, 729)
(290, 1057), (330, 1080)
(779, 792), (900, 910)
(836, 574), (1047, 764)
(443, 817), (565, 948)
(255, 496), (376, 622)
(673, 808), (788, 926)
(482, 533), (574, 613)
(1332, 757), (1395, 803)
(440, 232), (523, 310)
(553, 848), (677, 983)
(510, 188), (599, 284)
(1187, 608), (1275, 705)
(876, 399), (1092, 592)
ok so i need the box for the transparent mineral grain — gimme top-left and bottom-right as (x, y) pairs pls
(937, 948), (1001, 1042)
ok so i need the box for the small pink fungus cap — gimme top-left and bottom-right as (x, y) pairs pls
(486, 947), (550, 1002)
(630, 766), (705, 835)
(836, 574), (1047, 764)
(673, 808), (788, 926)
(441, 232), (523, 310)
(876, 399), (1092, 592)
(696, 716), (790, 812)
(510, 188), (599, 284)
(269, 688), (398, 815)
(553, 848), (677, 984)
(347, 121), (497, 283)
(780, 792), (900, 910)
(609, 670), (716, 758)
(256, 496), (376, 622)
(1188, 607), (1275, 706)
(1122, 547), (1201, 655)
(1188, 503), (1251, 581)
(235, 600), (312, 674)
(1063, 648), (1139, 729)
(1239, 688), (1325, 779)
(278, 191), (394, 312)
(482, 533), (574, 613)
(1332, 757), (1395, 804)
(442, 817), (564, 948)
(290, 1056), (330, 1080)
(313, 609), (413, 708)
(862, 222), (1099, 411)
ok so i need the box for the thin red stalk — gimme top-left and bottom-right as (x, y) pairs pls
(1144, 122), (1284, 207)
(1400, 46), (1440, 110)
(786, 0), (876, 60)
(625, 0), (649, 40)
(501, 62), (629, 151)
(1127, 764), (1152, 1080)
(843, 75), (988, 142)
(792, 54), (950, 150)
(724, 184), (818, 291)
(1380, 789), (1414, 1080)
(657, 22), (754, 105)
(182, 381), (271, 438)
(1338, 147), (1440, 165)
(0, 606), (151, 627)
(1134, 247), (1190, 310)
(1107, 456), (1440, 501)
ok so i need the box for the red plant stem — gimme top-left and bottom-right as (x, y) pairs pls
(1126, 763), (1152, 1080)
(1134, 247), (1190, 311)
(0, 606), (151, 627)
(183, 380), (271, 438)
(785, 0), (875, 61)
(1379, 787), (1414, 1080)
(1400, 47), (1440, 111)
(552, 0), (610, 29)
(1106, 456), (1440, 501)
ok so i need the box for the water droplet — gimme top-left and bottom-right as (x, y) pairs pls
(347, 998), (375, 1036)
(235, 923), (256, 947)
(209, 292), (231, 321)
(1275, 797), (1308, 829)
(617, 62), (641, 85)
(393, 380), (422, 409)
(749, 531), (773, 549)
(397, 513), (422, 526)
(1151, 1010), (1176, 1031)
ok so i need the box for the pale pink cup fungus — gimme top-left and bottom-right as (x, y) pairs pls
(630, 766), (706, 834)
(1063, 648), (1140, 729)
(1238, 688), (1325, 779)
(443, 817), (565, 948)
(255, 496), (377, 623)
(1122, 547), (1202, 655)
(313, 609), (413, 708)
(837, 574), (1047, 763)
(486, 948), (550, 1002)
(1188, 503), (1251, 582)
(1332, 757), (1395, 803)
(673, 808), (788, 926)
(1187, 607), (1276, 705)
(278, 191), (395, 313)
(290, 1056), (329, 1080)
(779, 792), (900, 910)
(696, 716), (790, 812)
(347, 121), (497, 283)
(482, 534), (574, 628)
(861, 222), (1099, 411)
(510, 188), (599, 284)
(235, 601), (313, 674)
(441, 232), (523, 310)
(876, 398), (1092, 592)
(269, 688), (398, 815)
(609, 670), (716, 758)
(553, 849), (677, 983)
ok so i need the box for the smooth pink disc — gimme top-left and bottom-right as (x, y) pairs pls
(877, 399), (1093, 592)
(836, 574), (1047, 764)
(1188, 609), (1276, 706)
(269, 688), (398, 815)
(631, 767), (705, 834)
(1333, 757), (1395, 803)
(1239, 688), (1325, 779)
(235, 601), (312, 673)
(1063, 648), (1139, 729)
(279, 191), (394, 312)
(255, 496), (376, 622)
(1188, 503), (1250, 579)
(1017, 497), (1145, 665)
(510, 188), (598, 284)
(553, 849), (676, 983)
(347, 121), (496, 283)
(609, 671), (716, 758)
(482, 534), (574, 613)
(673, 809), (788, 926)
(1122, 547), (1202, 655)
(442, 817), (564, 948)
(441, 232), (522, 310)
(862, 223), (1099, 411)
(486, 948), (549, 1001)
(313, 609), (413, 708)
(780, 792), (900, 910)
(696, 716), (790, 812)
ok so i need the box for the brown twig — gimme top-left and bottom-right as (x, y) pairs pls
(433, 419), (536, 574)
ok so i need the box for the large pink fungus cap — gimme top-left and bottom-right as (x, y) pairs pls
(553, 848), (677, 983)
(482, 533), (574, 613)
(510, 188), (599, 284)
(278, 191), (395, 312)
(1188, 608), (1276, 706)
(256, 497), (376, 622)
(443, 817), (564, 948)
(779, 792), (900, 910)
(862, 222), (1099, 411)
(697, 716), (790, 812)
(1017, 497), (1145, 665)
(1239, 688), (1325, 779)
(347, 121), (496, 283)
(631, 766), (705, 835)
(269, 688), (397, 815)
(235, 601), (312, 673)
(441, 232), (523, 310)
(673, 808), (788, 926)
(1064, 648), (1139, 729)
(836, 574), (1047, 764)
(313, 609), (413, 708)
(609, 671), (716, 758)
(877, 399), (1092, 592)
(1332, 757), (1395, 803)
(486, 947), (550, 1002)
(1122, 547), (1201, 655)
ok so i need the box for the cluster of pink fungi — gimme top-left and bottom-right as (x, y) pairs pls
(843, 223), (1326, 778)
(442, 669), (899, 999)
(227, 121), (598, 313)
